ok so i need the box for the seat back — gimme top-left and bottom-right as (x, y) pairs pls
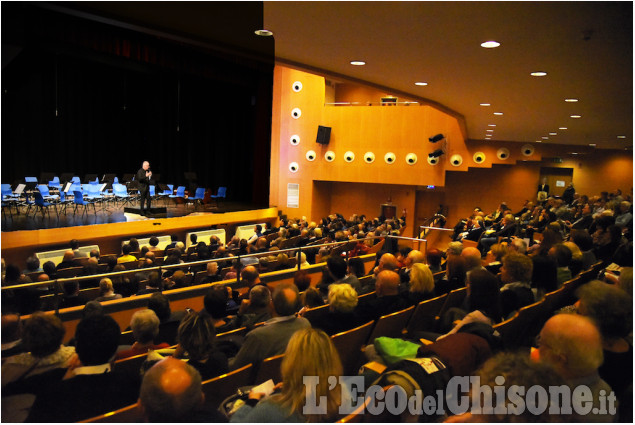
(331, 320), (375, 376)
(303, 303), (330, 324)
(37, 184), (51, 197)
(493, 299), (550, 349)
(56, 267), (84, 278)
(34, 191), (46, 206)
(201, 363), (253, 408)
(73, 190), (84, 203)
(175, 186), (186, 196)
(252, 353), (284, 385)
(112, 352), (149, 381)
(406, 293), (448, 335)
(367, 305), (415, 343)
(436, 286), (467, 320)
(80, 403), (142, 423)
(217, 186), (227, 197)
(149, 185), (155, 196)
(194, 187), (205, 199)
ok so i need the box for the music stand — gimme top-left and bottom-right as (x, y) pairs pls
(60, 173), (74, 183)
(63, 182), (73, 194)
(102, 174), (116, 182)
(122, 174), (134, 183)
(14, 183), (26, 195)
(84, 174), (98, 183)
(184, 172), (197, 181)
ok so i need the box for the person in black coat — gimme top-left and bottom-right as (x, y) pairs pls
(135, 160), (152, 215)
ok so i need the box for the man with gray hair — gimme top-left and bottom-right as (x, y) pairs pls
(115, 309), (169, 360)
(534, 314), (616, 422)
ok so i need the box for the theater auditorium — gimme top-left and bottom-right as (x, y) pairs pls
(1, 2), (632, 422)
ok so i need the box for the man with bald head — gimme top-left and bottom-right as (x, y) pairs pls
(359, 270), (410, 322)
(230, 283), (309, 370)
(361, 252), (400, 294)
(139, 357), (225, 422)
(400, 249), (425, 283)
(56, 250), (76, 270)
(534, 314), (616, 422)
(461, 247), (484, 273)
(136, 160), (152, 215)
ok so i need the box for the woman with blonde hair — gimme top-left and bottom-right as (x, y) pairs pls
(231, 328), (344, 422)
(406, 263), (436, 305)
(94, 278), (122, 302)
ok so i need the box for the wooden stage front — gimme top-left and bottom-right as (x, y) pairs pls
(1, 207), (279, 268)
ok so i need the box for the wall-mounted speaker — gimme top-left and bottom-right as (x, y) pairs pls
(364, 152), (375, 163)
(450, 154), (463, 166)
(306, 150), (316, 161)
(344, 151), (355, 162)
(316, 126), (331, 145)
(291, 108), (302, 119)
(521, 144), (535, 157)
(292, 81), (303, 92)
(497, 147), (510, 160)
(473, 152), (486, 164)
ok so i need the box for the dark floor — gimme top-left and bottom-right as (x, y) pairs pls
(1, 199), (262, 232)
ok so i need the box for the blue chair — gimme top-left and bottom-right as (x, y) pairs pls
(168, 186), (186, 207)
(33, 192), (57, 218)
(25, 177), (38, 184)
(57, 190), (72, 215)
(72, 190), (95, 215)
(37, 184), (59, 202)
(210, 186), (227, 206)
(113, 184), (131, 207)
(190, 187), (206, 209)
(86, 184), (103, 211)
(48, 176), (61, 190)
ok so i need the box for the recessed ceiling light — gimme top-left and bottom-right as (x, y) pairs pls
(536, 140), (542, 143)
(254, 29), (273, 36)
(617, 135), (626, 139)
(488, 124), (496, 127)
(531, 71), (547, 77)
(481, 41), (501, 48)
(415, 82), (428, 86)
(571, 152), (578, 155)
(570, 115), (581, 118)
(549, 132), (557, 136)
(493, 112), (503, 116)
(589, 143), (597, 147)
(480, 103), (491, 106)
(350, 60), (366, 66)
(559, 127), (568, 130)
(542, 136), (549, 140)
(565, 98), (578, 102)
(486, 129), (494, 132)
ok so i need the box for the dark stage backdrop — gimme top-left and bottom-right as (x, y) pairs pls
(1, 2), (274, 207)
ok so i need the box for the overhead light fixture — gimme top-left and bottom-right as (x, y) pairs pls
(617, 135), (626, 139)
(254, 29), (273, 36)
(481, 41), (500, 48)
(549, 132), (557, 136)
(570, 115), (582, 118)
(565, 98), (579, 102)
(530, 71), (547, 77)
(415, 82), (428, 86)
(488, 124), (496, 127)
(536, 140), (542, 143)
(480, 103), (491, 106)
(428, 149), (444, 158)
(559, 127), (568, 130)
(486, 129), (494, 132)
(589, 143), (597, 147)
(542, 136), (549, 140)
(428, 133), (445, 143)
(350, 60), (366, 66)
(493, 112), (503, 116)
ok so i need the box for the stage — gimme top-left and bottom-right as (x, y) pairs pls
(1, 202), (278, 268)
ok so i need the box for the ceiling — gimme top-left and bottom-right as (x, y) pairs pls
(263, 1), (633, 150)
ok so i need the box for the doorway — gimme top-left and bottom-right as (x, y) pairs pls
(539, 167), (574, 198)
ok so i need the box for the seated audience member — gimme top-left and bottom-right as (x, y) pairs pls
(70, 239), (87, 258)
(361, 252), (399, 294)
(230, 283), (310, 369)
(94, 278), (122, 302)
(136, 270), (162, 295)
(56, 250), (76, 270)
(231, 328), (344, 422)
(293, 269), (312, 292)
(347, 257), (366, 278)
(2, 313), (75, 387)
(22, 256), (43, 275)
(548, 243), (573, 286)
(614, 200), (633, 229)
(563, 240), (584, 276)
(296, 251), (311, 269)
(102, 255), (118, 272)
(405, 263), (436, 305)
(321, 256), (361, 293)
(230, 285), (272, 330)
(61, 280), (90, 309)
(139, 357), (226, 422)
(1, 313), (25, 358)
(115, 309), (170, 360)
(89, 249), (100, 260)
(461, 246), (485, 273)
(147, 236), (160, 251)
(309, 283), (361, 336)
(117, 243), (137, 264)
(26, 315), (140, 422)
(399, 249), (425, 283)
(576, 281), (633, 421)
(238, 265), (266, 301)
(438, 269), (502, 339)
(499, 253), (535, 318)
(357, 270), (410, 323)
(479, 214), (517, 254)
(128, 238), (140, 253)
(163, 269), (188, 291)
(42, 260), (57, 280)
(174, 310), (228, 380)
(534, 314), (616, 422)
(165, 234), (179, 251)
(301, 286), (325, 309)
(507, 237), (528, 255)
(147, 292), (186, 345)
(110, 264), (133, 297)
(203, 286), (233, 333)
(436, 255), (467, 295)
(426, 248), (443, 274)
(200, 261), (221, 284)
(615, 267), (633, 297)
(80, 257), (101, 285)
(447, 352), (572, 422)
(483, 243), (507, 275)
(530, 254), (558, 299)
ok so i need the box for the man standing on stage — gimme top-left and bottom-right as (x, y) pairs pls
(136, 161), (152, 215)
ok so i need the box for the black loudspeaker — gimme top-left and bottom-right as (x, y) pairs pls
(316, 126), (331, 145)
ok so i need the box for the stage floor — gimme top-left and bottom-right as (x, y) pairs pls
(1, 200), (262, 232)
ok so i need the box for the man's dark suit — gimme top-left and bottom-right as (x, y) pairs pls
(136, 167), (151, 213)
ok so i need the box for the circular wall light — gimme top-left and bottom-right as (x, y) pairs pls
(291, 108), (301, 119)
(289, 135), (300, 146)
(306, 150), (316, 161)
(325, 151), (335, 162)
(473, 152), (486, 164)
(289, 162), (299, 173)
(384, 152), (396, 164)
(496, 147), (510, 160)
(450, 154), (463, 167)
(364, 152), (375, 163)
(344, 151), (355, 162)
(405, 153), (418, 165)
(292, 81), (302, 92)
(427, 156), (439, 165)
(521, 144), (534, 156)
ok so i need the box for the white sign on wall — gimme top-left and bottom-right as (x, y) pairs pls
(556, 180), (565, 187)
(287, 183), (299, 208)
